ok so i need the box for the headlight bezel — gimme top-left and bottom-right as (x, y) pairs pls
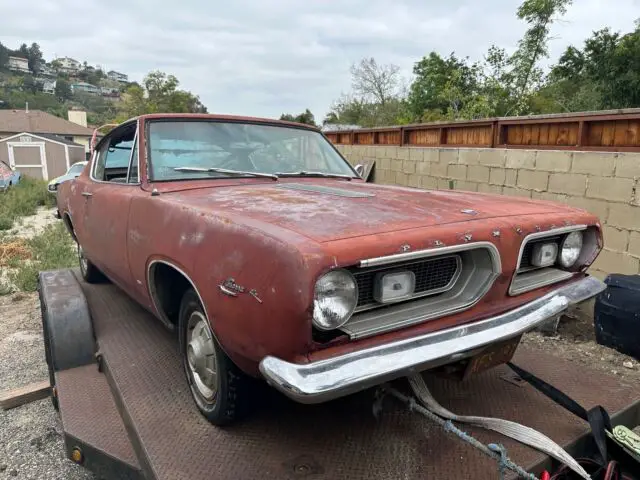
(312, 268), (358, 331)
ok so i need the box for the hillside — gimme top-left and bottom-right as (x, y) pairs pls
(0, 41), (206, 127)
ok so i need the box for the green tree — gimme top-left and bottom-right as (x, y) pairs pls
(55, 79), (72, 101)
(407, 52), (481, 120)
(0, 42), (9, 69)
(27, 43), (43, 74)
(280, 108), (316, 126)
(117, 71), (207, 120)
(506, 0), (573, 113)
(21, 76), (39, 94)
(541, 21), (640, 111)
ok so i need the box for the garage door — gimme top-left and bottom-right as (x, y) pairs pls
(8, 143), (46, 179)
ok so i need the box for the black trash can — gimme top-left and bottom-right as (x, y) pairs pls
(594, 274), (640, 361)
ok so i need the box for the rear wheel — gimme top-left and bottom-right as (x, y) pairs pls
(179, 289), (251, 425)
(77, 244), (105, 283)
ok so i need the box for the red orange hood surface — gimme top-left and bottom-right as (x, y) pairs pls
(162, 180), (582, 243)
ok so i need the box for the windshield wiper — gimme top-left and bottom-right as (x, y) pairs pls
(173, 167), (278, 180)
(275, 171), (353, 180)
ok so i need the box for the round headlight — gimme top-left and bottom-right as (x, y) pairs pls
(559, 231), (583, 268)
(312, 269), (358, 330)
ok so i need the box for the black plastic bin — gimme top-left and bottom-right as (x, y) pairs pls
(594, 274), (640, 361)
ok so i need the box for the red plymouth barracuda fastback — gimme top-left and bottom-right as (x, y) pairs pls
(56, 114), (606, 425)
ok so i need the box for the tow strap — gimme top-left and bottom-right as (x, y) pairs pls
(405, 373), (591, 479)
(507, 362), (640, 479)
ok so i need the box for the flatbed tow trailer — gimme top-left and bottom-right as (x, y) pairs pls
(39, 268), (640, 480)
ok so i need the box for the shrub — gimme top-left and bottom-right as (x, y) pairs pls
(0, 177), (56, 230)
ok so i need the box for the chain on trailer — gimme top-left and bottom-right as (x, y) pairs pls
(373, 374), (593, 480)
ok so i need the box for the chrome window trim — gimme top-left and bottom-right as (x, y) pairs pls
(353, 254), (463, 313)
(125, 129), (139, 184)
(508, 224), (587, 296)
(359, 241), (502, 271)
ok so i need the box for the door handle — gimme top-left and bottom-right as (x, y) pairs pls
(81, 191), (93, 197)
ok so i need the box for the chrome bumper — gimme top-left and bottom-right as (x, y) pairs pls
(259, 276), (606, 404)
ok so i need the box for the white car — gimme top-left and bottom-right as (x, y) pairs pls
(48, 161), (88, 194)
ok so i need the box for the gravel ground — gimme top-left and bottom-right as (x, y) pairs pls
(0, 292), (94, 480)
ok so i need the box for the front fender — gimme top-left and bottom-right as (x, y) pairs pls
(193, 215), (332, 373)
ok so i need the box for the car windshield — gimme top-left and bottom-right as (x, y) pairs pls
(68, 163), (85, 175)
(147, 121), (356, 181)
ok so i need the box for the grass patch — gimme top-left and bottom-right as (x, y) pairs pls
(1, 222), (76, 293)
(0, 177), (56, 231)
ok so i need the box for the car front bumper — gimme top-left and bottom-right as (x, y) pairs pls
(259, 275), (606, 404)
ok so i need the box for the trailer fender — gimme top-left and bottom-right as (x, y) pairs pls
(39, 270), (96, 381)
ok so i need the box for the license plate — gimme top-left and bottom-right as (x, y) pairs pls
(463, 335), (522, 379)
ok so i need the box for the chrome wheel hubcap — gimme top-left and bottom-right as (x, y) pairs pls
(78, 245), (88, 273)
(186, 311), (217, 401)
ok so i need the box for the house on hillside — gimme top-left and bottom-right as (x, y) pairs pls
(100, 86), (121, 99)
(54, 57), (81, 74)
(107, 70), (128, 82)
(42, 80), (56, 95)
(71, 82), (100, 95)
(0, 109), (96, 154)
(38, 63), (56, 77)
(7, 56), (30, 73)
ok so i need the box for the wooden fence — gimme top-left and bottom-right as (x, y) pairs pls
(324, 108), (640, 152)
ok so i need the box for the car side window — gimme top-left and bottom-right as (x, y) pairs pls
(92, 125), (137, 183)
(93, 145), (107, 181)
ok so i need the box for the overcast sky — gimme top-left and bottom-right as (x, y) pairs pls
(1, 0), (639, 120)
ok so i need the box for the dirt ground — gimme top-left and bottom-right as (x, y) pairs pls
(522, 309), (640, 386)
(0, 207), (58, 291)
(6, 207), (59, 240)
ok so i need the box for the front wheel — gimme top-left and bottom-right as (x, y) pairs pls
(179, 289), (251, 425)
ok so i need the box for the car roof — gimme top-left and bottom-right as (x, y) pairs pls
(134, 113), (320, 132)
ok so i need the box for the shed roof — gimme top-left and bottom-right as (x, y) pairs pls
(0, 110), (95, 136)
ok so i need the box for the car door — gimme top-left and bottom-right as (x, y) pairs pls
(79, 121), (143, 291)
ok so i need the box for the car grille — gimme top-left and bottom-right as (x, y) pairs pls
(353, 255), (461, 310)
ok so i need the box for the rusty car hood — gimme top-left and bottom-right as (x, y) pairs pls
(166, 180), (577, 243)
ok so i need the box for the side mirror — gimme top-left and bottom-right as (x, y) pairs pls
(354, 164), (364, 177)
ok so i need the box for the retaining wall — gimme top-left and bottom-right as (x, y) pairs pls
(337, 145), (640, 279)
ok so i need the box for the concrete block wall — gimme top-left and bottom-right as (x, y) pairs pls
(337, 145), (640, 279)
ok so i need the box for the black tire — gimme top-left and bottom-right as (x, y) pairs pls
(77, 244), (106, 283)
(179, 289), (251, 426)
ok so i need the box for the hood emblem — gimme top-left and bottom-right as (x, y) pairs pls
(433, 240), (444, 247)
(461, 209), (477, 215)
(462, 233), (473, 242)
(492, 230), (501, 238)
(399, 244), (411, 253)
